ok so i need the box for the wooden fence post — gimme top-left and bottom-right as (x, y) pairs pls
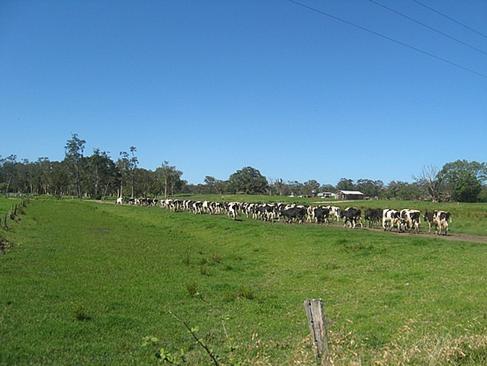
(304, 299), (329, 364)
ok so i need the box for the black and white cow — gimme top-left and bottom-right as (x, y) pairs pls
(382, 209), (401, 231)
(435, 210), (450, 235)
(227, 202), (240, 220)
(423, 210), (450, 235)
(326, 206), (341, 222)
(400, 209), (421, 233)
(306, 206), (315, 223)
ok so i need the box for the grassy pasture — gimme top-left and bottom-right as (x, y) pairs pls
(1, 198), (487, 365)
(173, 194), (487, 236)
(0, 197), (19, 216)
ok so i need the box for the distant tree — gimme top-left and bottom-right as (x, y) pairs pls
(204, 176), (226, 194)
(214, 180), (227, 195)
(414, 165), (444, 202)
(134, 167), (158, 197)
(269, 178), (299, 196)
(355, 179), (384, 197)
(16, 158), (33, 193)
(270, 178), (287, 196)
(87, 149), (117, 199)
(0, 155), (18, 193)
(302, 180), (320, 196)
(227, 167), (268, 194)
(319, 184), (336, 193)
(336, 178), (355, 191)
(37, 157), (52, 195)
(450, 171), (481, 202)
(51, 161), (70, 196)
(129, 146), (138, 198)
(204, 176), (217, 194)
(479, 186), (487, 203)
(385, 181), (422, 200)
(439, 160), (485, 202)
(287, 181), (304, 196)
(117, 151), (130, 197)
(64, 134), (86, 198)
(155, 161), (183, 198)
(439, 160), (486, 184)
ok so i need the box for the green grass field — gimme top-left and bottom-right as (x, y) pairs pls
(1, 197), (487, 365)
(0, 197), (19, 216)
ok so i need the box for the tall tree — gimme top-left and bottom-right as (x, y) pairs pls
(385, 181), (422, 200)
(450, 171), (482, 202)
(227, 167), (268, 194)
(355, 179), (384, 197)
(129, 146), (138, 198)
(37, 157), (52, 195)
(0, 155), (18, 193)
(414, 165), (443, 202)
(50, 161), (70, 196)
(117, 151), (130, 198)
(271, 178), (287, 196)
(88, 149), (118, 199)
(204, 176), (217, 194)
(320, 184), (336, 193)
(439, 160), (485, 202)
(156, 161), (183, 198)
(336, 178), (355, 191)
(204, 176), (226, 195)
(439, 160), (487, 184)
(302, 179), (320, 196)
(64, 134), (86, 198)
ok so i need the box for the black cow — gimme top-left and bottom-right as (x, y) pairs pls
(365, 208), (382, 227)
(313, 207), (330, 224)
(424, 210), (435, 232)
(280, 206), (307, 224)
(341, 207), (362, 228)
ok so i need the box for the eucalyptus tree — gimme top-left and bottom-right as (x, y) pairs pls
(0, 155), (18, 194)
(129, 146), (138, 198)
(64, 134), (86, 197)
(156, 161), (183, 198)
(88, 149), (118, 199)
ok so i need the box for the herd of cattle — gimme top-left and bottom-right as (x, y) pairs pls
(115, 197), (451, 235)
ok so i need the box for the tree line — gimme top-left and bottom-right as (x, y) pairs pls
(0, 134), (486, 202)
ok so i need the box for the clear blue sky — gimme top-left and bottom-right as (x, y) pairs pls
(1, 0), (486, 184)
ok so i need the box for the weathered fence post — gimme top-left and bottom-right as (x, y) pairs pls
(304, 299), (329, 364)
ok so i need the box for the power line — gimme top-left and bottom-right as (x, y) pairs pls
(369, 0), (487, 57)
(412, 0), (487, 40)
(287, 0), (487, 79)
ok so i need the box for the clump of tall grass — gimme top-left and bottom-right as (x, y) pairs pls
(73, 304), (92, 321)
(210, 253), (222, 264)
(185, 282), (199, 297)
(182, 250), (191, 266)
(200, 265), (210, 276)
(236, 286), (255, 300)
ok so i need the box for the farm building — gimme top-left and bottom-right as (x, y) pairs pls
(337, 190), (365, 200)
